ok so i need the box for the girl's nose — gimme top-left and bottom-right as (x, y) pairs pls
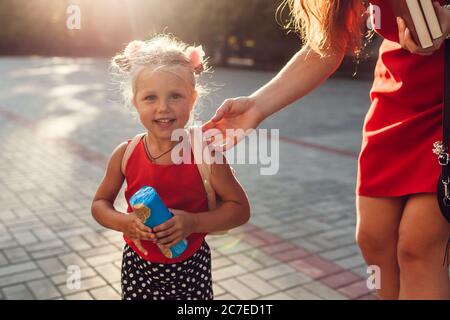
(157, 100), (170, 112)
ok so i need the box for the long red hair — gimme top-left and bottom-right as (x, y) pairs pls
(279, 0), (367, 56)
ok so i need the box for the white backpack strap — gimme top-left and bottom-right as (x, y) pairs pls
(189, 126), (216, 210)
(121, 133), (146, 176)
(189, 126), (228, 235)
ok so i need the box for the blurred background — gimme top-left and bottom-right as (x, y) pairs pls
(0, 0), (381, 75)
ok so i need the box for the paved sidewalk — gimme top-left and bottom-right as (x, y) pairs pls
(0, 57), (376, 300)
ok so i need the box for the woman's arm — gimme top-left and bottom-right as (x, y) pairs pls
(251, 46), (346, 120)
(202, 45), (346, 150)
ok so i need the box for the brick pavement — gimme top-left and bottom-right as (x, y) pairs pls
(0, 57), (377, 300)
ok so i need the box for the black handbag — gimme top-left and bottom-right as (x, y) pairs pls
(434, 9), (450, 224)
(433, 1), (450, 266)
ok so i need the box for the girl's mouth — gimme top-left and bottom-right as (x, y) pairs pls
(154, 118), (176, 129)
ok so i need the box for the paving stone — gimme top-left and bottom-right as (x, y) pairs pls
(31, 246), (71, 260)
(64, 292), (94, 300)
(302, 282), (348, 300)
(255, 264), (296, 280)
(320, 271), (362, 289)
(258, 292), (295, 300)
(237, 274), (278, 296)
(212, 265), (247, 282)
(86, 251), (122, 267)
(3, 246), (30, 263)
(27, 279), (61, 299)
(212, 283), (225, 296)
(50, 266), (97, 286)
(211, 256), (234, 271)
(269, 272), (312, 290)
(214, 293), (237, 300)
(36, 257), (67, 276)
(335, 254), (366, 269)
(338, 279), (375, 299)
(94, 263), (121, 284)
(285, 286), (323, 300)
(90, 285), (121, 300)
(32, 227), (59, 241)
(0, 252), (7, 266)
(2, 284), (34, 300)
(83, 233), (111, 247)
(0, 261), (37, 277)
(64, 236), (92, 251)
(58, 252), (88, 268)
(58, 275), (107, 296)
(228, 253), (263, 271)
(218, 278), (259, 300)
(0, 270), (45, 287)
(13, 231), (38, 246)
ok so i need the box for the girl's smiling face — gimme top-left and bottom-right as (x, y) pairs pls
(132, 67), (196, 141)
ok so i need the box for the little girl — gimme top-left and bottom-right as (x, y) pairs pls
(91, 35), (250, 300)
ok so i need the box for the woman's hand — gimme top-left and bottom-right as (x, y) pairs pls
(153, 209), (196, 248)
(202, 96), (265, 151)
(120, 213), (155, 255)
(397, 2), (450, 56)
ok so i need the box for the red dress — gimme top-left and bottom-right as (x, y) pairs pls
(356, 0), (445, 196)
(123, 138), (209, 263)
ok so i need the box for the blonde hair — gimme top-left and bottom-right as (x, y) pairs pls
(279, 0), (367, 57)
(110, 34), (208, 126)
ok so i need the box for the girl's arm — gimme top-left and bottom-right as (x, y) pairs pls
(153, 155), (250, 247)
(91, 142), (154, 254)
(192, 156), (250, 233)
(91, 142), (128, 231)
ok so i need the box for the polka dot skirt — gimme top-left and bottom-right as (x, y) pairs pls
(121, 240), (214, 300)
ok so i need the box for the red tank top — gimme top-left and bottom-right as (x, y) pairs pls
(123, 137), (208, 263)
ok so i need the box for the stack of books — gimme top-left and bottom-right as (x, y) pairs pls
(391, 0), (444, 48)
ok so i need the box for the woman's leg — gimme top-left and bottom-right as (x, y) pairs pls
(397, 193), (450, 300)
(356, 195), (407, 299)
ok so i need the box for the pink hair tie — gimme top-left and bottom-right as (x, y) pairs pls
(124, 40), (145, 58)
(186, 45), (205, 74)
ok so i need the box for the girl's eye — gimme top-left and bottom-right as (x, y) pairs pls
(171, 93), (183, 100)
(145, 95), (157, 101)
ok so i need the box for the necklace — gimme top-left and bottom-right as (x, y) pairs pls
(143, 134), (176, 163)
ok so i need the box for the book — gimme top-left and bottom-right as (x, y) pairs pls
(419, 0), (444, 40)
(390, 0), (442, 49)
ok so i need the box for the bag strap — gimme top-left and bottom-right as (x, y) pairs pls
(443, 0), (450, 266)
(440, 6), (450, 180)
(121, 133), (146, 175)
(189, 126), (230, 235)
(188, 126), (217, 211)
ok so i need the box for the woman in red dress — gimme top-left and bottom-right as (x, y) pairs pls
(204, 0), (450, 299)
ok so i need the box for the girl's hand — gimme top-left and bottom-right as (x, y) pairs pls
(202, 96), (265, 151)
(120, 213), (155, 255)
(153, 209), (195, 248)
(397, 2), (450, 56)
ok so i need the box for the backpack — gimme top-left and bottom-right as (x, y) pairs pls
(120, 126), (227, 235)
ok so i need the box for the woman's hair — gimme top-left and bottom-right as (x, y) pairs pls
(279, 0), (368, 57)
(110, 34), (208, 126)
